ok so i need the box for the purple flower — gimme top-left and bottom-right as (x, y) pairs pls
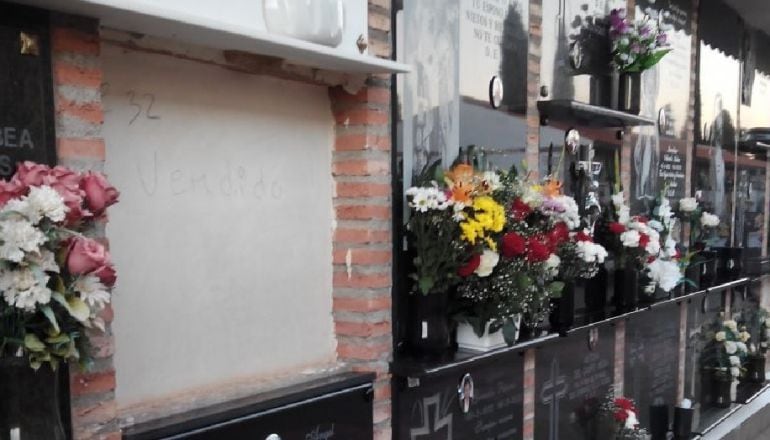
(639, 26), (651, 36)
(631, 43), (642, 54)
(656, 33), (668, 46)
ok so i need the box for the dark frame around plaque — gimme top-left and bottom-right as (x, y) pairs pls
(0, 1), (57, 179)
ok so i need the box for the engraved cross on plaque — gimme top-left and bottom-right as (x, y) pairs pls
(541, 358), (568, 440)
(410, 394), (453, 440)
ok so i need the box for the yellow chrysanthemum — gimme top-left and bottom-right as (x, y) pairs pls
(459, 196), (505, 247)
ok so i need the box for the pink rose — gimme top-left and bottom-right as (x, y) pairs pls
(0, 180), (24, 207)
(47, 166), (82, 190)
(51, 182), (89, 225)
(93, 264), (117, 287)
(12, 161), (51, 188)
(80, 172), (119, 215)
(66, 237), (108, 275)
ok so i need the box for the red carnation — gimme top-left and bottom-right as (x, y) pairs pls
(636, 216), (649, 223)
(608, 222), (626, 234)
(526, 238), (551, 263)
(547, 222), (570, 249)
(501, 232), (527, 258)
(458, 254), (481, 277)
(575, 230), (592, 242)
(511, 198), (532, 221)
(614, 398), (636, 412)
(647, 255), (657, 264)
(614, 409), (629, 422)
(639, 233), (650, 248)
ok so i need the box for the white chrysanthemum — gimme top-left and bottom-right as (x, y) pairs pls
(27, 249), (59, 273)
(620, 230), (641, 248)
(715, 331), (726, 341)
(482, 171), (502, 192)
(737, 341), (748, 353)
(521, 185), (543, 208)
(731, 367), (740, 378)
(552, 196), (581, 229)
(475, 249), (499, 277)
(647, 259), (682, 292)
(452, 202), (466, 222)
(73, 275), (111, 310)
(406, 186), (450, 212)
(701, 212), (720, 228)
(724, 320), (738, 332)
(724, 340), (738, 355)
(0, 218), (46, 263)
(27, 185), (67, 223)
(618, 206), (631, 224)
(679, 197), (698, 213)
(729, 355), (741, 366)
(0, 267), (51, 311)
(576, 241), (608, 264)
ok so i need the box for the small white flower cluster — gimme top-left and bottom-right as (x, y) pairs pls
(405, 185), (451, 213)
(545, 254), (561, 277)
(715, 320), (749, 378)
(612, 192), (631, 224)
(701, 212), (720, 228)
(0, 266), (51, 312)
(646, 259), (682, 292)
(576, 240), (608, 264)
(679, 197), (698, 213)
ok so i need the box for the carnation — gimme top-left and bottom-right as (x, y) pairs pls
(715, 331), (726, 341)
(577, 241), (608, 264)
(0, 217), (46, 263)
(475, 249), (499, 277)
(679, 197), (698, 213)
(0, 267), (52, 312)
(620, 230), (641, 248)
(646, 259), (681, 292)
(27, 185), (68, 223)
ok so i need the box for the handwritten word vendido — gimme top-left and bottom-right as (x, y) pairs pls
(136, 151), (282, 199)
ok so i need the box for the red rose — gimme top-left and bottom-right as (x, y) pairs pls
(501, 232), (527, 258)
(639, 233), (650, 248)
(81, 171), (120, 216)
(548, 222), (570, 247)
(526, 238), (551, 263)
(614, 409), (629, 422)
(575, 230), (592, 242)
(511, 198), (532, 221)
(458, 254), (481, 277)
(66, 236), (109, 276)
(608, 222), (626, 234)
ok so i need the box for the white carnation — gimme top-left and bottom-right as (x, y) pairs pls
(729, 355), (741, 366)
(577, 241), (608, 264)
(482, 171), (502, 192)
(724, 340), (737, 354)
(0, 267), (52, 311)
(647, 259), (682, 292)
(620, 230), (641, 248)
(701, 212), (720, 228)
(27, 185), (67, 223)
(624, 410), (639, 429)
(551, 196), (580, 229)
(474, 250), (499, 277)
(679, 197), (698, 213)
(715, 331), (726, 341)
(0, 218), (46, 263)
(731, 367), (740, 378)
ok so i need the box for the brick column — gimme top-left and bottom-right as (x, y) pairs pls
(522, 349), (536, 440)
(613, 321), (625, 396)
(329, 2), (394, 439)
(526, 0), (542, 176)
(50, 15), (119, 440)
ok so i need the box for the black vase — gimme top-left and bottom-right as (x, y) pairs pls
(712, 374), (733, 408)
(649, 404), (670, 440)
(0, 357), (66, 440)
(672, 407), (693, 440)
(745, 355), (766, 384)
(613, 268), (639, 313)
(407, 292), (452, 361)
(585, 266), (608, 322)
(610, 71), (641, 114)
(549, 281), (575, 336)
(699, 251), (718, 288)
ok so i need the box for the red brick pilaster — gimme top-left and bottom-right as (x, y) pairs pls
(526, 0), (542, 176)
(330, 2), (394, 439)
(50, 15), (119, 440)
(522, 349), (536, 440)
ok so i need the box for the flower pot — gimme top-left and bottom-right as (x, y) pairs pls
(584, 266), (608, 322)
(745, 355), (766, 384)
(549, 281), (575, 335)
(610, 71), (641, 114)
(0, 356), (66, 440)
(263, 0), (345, 47)
(649, 404), (670, 440)
(406, 292), (452, 361)
(711, 373), (733, 408)
(715, 247), (743, 283)
(613, 268), (639, 313)
(672, 407), (693, 440)
(456, 315), (520, 352)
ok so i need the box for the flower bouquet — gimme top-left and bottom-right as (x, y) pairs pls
(703, 317), (749, 407)
(0, 162), (119, 369)
(595, 388), (650, 440)
(675, 196), (720, 290)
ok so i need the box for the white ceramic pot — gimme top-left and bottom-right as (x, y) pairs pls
(456, 315), (521, 352)
(263, 0), (345, 48)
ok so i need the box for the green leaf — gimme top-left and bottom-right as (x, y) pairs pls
(52, 292), (90, 322)
(418, 276), (435, 295)
(24, 334), (46, 352)
(640, 49), (671, 70)
(547, 281), (566, 299)
(502, 319), (519, 346)
(41, 306), (60, 334)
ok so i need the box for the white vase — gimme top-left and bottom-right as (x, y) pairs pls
(456, 315), (521, 352)
(263, 0), (345, 48)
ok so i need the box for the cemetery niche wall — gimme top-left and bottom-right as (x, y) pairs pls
(393, 0), (770, 440)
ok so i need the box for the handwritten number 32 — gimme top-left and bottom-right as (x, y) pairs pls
(127, 91), (161, 125)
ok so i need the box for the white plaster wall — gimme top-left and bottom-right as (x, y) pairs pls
(101, 43), (337, 407)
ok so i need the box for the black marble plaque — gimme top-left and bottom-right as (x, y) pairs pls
(0, 3), (56, 179)
(624, 302), (681, 425)
(397, 352), (524, 440)
(535, 325), (615, 440)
